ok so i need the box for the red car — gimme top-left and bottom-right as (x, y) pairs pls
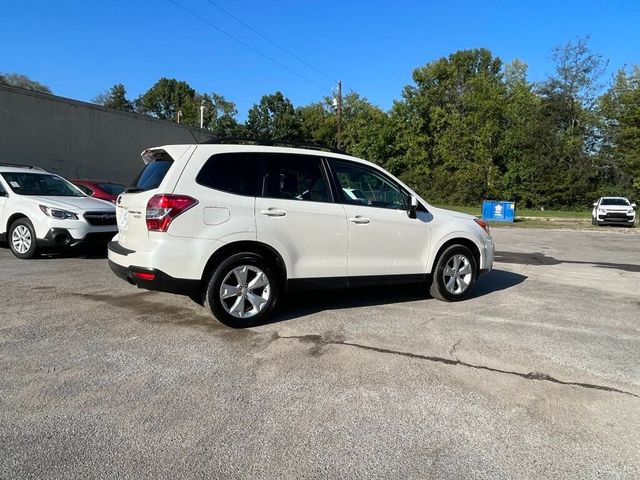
(71, 179), (127, 203)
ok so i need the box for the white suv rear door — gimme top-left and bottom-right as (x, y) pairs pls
(329, 159), (431, 277)
(255, 153), (348, 279)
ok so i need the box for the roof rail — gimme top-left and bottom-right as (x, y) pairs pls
(0, 162), (48, 172)
(199, 137), (346, 154)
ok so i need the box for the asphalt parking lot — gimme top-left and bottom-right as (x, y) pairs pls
(1, 227), (639, 479)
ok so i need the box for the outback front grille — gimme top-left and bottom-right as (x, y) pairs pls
(84, 211), (117, 226)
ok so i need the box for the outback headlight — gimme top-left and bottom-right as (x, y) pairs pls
(628, 209), (635, 214)
(39, 205), (79, 220)
(598, 208), (607, 213)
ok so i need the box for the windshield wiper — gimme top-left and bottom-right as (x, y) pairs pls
(123, 186), (145, 193)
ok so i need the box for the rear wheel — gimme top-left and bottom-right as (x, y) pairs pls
(9, 219), (39, 259)
(429, 245), (477, 301)
(204, 252), (281, 328)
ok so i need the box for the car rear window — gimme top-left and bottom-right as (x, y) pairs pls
(133, 160), (173, 191)
(98, 183), (126, 195)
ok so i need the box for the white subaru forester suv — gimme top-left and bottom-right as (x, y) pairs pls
(0, 164), (117, 259)
(108, 143), (495, 327)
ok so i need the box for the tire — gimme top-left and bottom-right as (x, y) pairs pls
(204, 252), (281, 328)
(591, 217), (596, 226)
(429, 245), (477, 302)
(8, 218), (39, 259)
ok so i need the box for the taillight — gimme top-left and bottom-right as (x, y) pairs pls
(474, 218), (490, 234)
(146, 194), (198, 232)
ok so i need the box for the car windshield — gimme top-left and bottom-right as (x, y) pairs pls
(601, 198), (629, 206)
(1, 172), (85, 197)
(98, 182), (126, 195)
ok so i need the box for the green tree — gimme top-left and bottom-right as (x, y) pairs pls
(198, 93), (242, 136)
(93, 83), (134, 112)
(0, 72), (52, 93)
(246, 91), (302, 140)
(391, 48), (507, 204)
(599, 66), (640, 197)
(137, 78), (196, 121)
(535, 36), (607, 207)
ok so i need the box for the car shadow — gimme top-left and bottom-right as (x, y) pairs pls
(268, 269), (527, 324)
(495, 251), (640, 273)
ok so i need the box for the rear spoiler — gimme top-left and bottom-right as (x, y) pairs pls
(140, 145), (193, 165)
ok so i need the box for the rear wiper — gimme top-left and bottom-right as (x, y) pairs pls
(123, 186), (145, 193)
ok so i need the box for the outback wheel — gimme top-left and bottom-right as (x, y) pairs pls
(205, 252), (281, 328)
(591, 217), (596, 225)
(429, 245), (477, 301)
(9, 219), (39, 259)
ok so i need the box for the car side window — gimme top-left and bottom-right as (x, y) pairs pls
(0, 182), (6, 195)
(261, 154), (331, 203)
(196, 153), (260, 196)
(331, 160), (406, 210)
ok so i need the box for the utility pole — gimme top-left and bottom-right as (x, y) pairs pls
(200, 101), (205, 129)
(176, 109), (183, 124)
(336, 80), (342, 149)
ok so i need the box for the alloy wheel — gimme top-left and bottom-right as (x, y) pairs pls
(442, 254), (473, 295)
(12, 225), (32, 254)
(219, 265), (271, 319)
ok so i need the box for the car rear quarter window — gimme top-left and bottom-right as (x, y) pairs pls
(196, 153), (260, 196)
(261, 153), (331, 203)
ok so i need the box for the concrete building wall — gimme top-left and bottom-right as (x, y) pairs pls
(0, 85), (213, 184)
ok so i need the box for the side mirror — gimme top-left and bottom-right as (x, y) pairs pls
(592, 202), (598, 207)
(632, 203), (637, 209)
(408, 195), (418, 218)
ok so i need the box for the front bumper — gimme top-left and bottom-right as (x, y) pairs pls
(596, 213), (635, 225)
(37, 228), (117, 249)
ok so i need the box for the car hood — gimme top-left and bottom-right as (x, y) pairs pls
(429, 206), (477, 221)
(599, 205), (632, 211)
(24, 195), (115, 212)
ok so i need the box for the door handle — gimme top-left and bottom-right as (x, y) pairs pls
(349, 215), (370, 224)
(260, 208), (287, 217)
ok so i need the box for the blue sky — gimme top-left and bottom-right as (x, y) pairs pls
(2, 0), (639, 118)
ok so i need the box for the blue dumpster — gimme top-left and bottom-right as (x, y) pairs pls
(482, 200), (516, 222)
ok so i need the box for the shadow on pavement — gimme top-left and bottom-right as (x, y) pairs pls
(271, 269), (526, 323)
(495, 251), (640, 273)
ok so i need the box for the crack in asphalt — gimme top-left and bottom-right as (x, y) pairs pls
(275, 333), (640, 399)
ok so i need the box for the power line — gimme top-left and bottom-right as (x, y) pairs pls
(167, 0), (332, 93)
(204, 0), (338, 84)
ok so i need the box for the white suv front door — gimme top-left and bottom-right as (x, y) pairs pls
(255, 153), (348, 279)
(330, 159), (431, 277)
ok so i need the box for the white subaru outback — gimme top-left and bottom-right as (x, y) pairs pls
(0, 164), (118, 259)
(108, 144), (495, 327)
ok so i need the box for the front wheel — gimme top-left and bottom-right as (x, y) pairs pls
(9, 218), (39, 259)
(429, 245), (477, 301)
(204, 252), (281, 328)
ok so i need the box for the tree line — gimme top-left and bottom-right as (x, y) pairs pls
(3, 37), (639, 208)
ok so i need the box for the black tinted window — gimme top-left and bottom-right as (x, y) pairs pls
(134, 160), (173, 191)
(196, 153), (259, 196)
(98, 183), (126, 195)
(261, 154), (330, 203)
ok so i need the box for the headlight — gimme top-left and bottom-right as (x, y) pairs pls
(39, 205), (79, 220)
(628, 209), (635, 214)
(598, 208), (607, 213)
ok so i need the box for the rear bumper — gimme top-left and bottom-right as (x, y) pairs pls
(108, 259), (200, 296)
(107, 240), (200, 296)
